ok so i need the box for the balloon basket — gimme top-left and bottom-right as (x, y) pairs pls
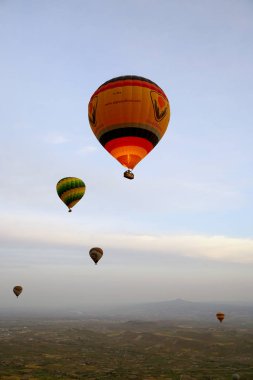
(124, 170), (134, 180)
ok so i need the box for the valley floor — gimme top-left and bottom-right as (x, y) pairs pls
(0, 319), (252, 379)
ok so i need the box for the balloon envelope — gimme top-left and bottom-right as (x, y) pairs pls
(13, 286), (23, 298)
(88, 75), (170, 172)
(89, 247), (103, 264)
(56, 177), (86, 212)
(216, 312), (225, 323)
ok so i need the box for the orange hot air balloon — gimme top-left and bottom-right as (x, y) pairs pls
(88, 75), (170, 179)
(13, 286), (23, 298)
(216, 312), (225, 323)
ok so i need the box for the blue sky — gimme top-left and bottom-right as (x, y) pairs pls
(0, 0), (253, 310)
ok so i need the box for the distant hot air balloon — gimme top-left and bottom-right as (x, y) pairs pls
(56, 177), (86, 212)
(216, 312), (225, 323)
(89, 247), (103, 265)
(88, 75), (170, 179)
(13, 286), (23, 298)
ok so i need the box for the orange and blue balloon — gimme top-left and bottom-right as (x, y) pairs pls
(88, 75), (170, 179)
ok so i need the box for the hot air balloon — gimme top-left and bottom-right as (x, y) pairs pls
(232, 374), (240, 380)
(13, 286), (23, 298)
(89, 247), (103, 265)
(56, 177), (86, 212)
(216, 312), (225, 323)
(88, 75), (170, 179)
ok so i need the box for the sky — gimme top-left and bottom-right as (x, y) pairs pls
(0, 0), (253, 311)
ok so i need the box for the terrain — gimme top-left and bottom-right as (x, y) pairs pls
(0, 317), (253, 379)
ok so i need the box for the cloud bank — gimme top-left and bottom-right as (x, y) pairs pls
(1, 213), (253, 265)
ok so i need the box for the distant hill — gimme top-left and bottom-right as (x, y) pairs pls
(2, 299), (253, 324)
(62, 298), (253, 325)
(105, 298), (253, 322)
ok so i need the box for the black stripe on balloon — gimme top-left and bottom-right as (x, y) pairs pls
(99, 128), (159, 147)
(98, 75), (158, 90)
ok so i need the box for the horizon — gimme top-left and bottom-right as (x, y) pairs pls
(2, 297), (253, 314)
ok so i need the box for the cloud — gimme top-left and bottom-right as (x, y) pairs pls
(77, 145), (97, 155)
(43, 132), (69, 144)
(1, 213), (253, 265)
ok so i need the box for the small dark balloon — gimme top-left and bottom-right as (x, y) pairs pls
(216, 312), (225, 323)
(13, 286), (23, 298)
(89, 247), (103, 265)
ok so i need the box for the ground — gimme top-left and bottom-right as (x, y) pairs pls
(0, 319), (252, 379)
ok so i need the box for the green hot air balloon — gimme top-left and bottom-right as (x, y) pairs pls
(56, 177), (86, 212)
(13, 285), (23, 298)
(89, 247), (103, 265)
